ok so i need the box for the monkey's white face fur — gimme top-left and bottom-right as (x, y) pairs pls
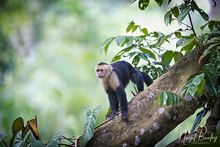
(95, 64), (112, 79)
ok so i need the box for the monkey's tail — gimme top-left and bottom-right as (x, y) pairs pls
(141, 71), (153, 86)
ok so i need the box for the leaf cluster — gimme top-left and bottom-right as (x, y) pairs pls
(0, 105), (101, 147)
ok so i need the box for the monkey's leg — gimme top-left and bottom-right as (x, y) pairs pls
(116, 87), (129, 122)
(131, 71), (144, 93)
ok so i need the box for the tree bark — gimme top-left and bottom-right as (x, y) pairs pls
(86, 49), (209, 147)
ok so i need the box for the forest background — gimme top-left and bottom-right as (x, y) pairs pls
(0, 0), (219, 146)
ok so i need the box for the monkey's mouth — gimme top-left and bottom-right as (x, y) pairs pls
(98, 75), (104, 78)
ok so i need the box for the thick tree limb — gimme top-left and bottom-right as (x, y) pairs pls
(166, 93), (220, 147)
(86, 49), (209, 147)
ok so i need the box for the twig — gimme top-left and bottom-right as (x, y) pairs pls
(188, 13), (196, 37)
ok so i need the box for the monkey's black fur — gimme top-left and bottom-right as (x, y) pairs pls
(96, 61), (153, 122)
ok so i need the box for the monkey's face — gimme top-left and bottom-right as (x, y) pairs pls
(95, 64), (112, 79)
(95, 68), (106, 79)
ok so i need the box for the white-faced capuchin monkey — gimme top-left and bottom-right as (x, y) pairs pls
(95, 60), (153, 122)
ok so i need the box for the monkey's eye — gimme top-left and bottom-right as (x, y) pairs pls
(100, 69), (103, 72)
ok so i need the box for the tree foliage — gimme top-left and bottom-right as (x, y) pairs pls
(100, 0), (220, 146)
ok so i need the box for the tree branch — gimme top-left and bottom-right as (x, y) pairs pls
(86, 49), (209, 147)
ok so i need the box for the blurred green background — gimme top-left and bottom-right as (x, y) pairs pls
(0, 0), (218, 146)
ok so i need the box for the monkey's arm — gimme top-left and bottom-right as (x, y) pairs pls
(106, 88), (119, 119)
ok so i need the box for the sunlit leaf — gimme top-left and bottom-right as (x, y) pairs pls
(191, 0), (209, 21)
(192, 73), (205, 85)
(141, 28), (148, 35)
(100, 37), (116, 55)
(162, 50), (173, 66)
(111, 44), (136, 62)
(138, 46), (156, 60)
(126, 21), (135, 33)
(132, 25), (138, 33)
(188, 85), (198, 97)
(27, 120), (40, 140)
(126, 36), (134, 46)
(164, 10), (172, 25)
(81, 105), (101, 147)
(177, 6), (191, 24)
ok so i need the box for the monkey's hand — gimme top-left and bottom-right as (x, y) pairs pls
(106, 112), (118, 120)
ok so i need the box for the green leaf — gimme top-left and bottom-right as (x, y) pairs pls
(173, 51), (179, 62)
(155, 91), (181, 107)
(166, 92), (172, 106)
(155, 0), (163, 6)
(190, 109), (207, 133)
(132, 25), (138, 33)
(192, 73), (205, 85)
(52, 130), (66, 144)
(171, 6), (179, 18)
(116, 36), (123, 46)
(188, 85), (198, 97)
(10, 117), (25, 147)
(31, 140), (44, 147)
(13, 130), (31, 147)
(45, 139), (58, 147)
(176, 38), (186, 48)
(100, 37), (116, 55)
(138, 0), (150, 10)
(126, 21), (135, 33)
(177, 6), (191, 24)
(111, 44), (136, 62)
(197, 79), (206, 96)
(2, 129), (12, 141)
(126, 36), (134, 46)
(132, 55), (140, 67)
(162, 51), (173, 66)
(138, 46), (156, 60)
(191, 0), (209, 21)
(200, 22), (208, 31)
(203, 42), (220, 57)
(180, 39), (196, 54)
(81, 105), (101, 147)
(204, 71), (218, 96)
(160, 91), (167, 107)
(141, 28), (148, 35)
(85, 105), (92, 116)
(164, 10), (172, 25)
(155, 35), (169, 48)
